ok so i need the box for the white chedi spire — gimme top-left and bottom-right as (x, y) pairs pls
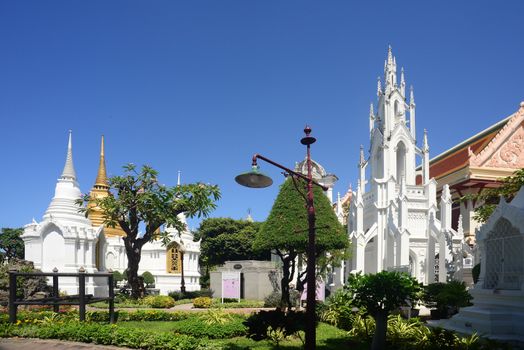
(43, 131), (90, 225)
(61, 130), (76, 180)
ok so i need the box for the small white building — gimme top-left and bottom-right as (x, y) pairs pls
(441, 185), (524, 342)
(22, 132), (201, 296)
(347, 47), (467, 284)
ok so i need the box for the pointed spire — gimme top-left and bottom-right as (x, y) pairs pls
(410, 85), (415, 105)
(423, 129), (429, 152)
(387, 45), (393, 64)
(177, 170), (181, 186)
(94, 135), (108, 188)
(359, 145), (365, 167)
(377, 76), (382, 96)
(400, 67), (406, 97)
(457, 214), (464, 238)
(369, 103), (374, 118)
(61, 130), (77, 181)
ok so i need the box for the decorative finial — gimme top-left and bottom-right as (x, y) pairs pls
(61, 130), (77, 180)
(359, 145), (365, 166)
(377, 76), (382, 96)
(400, 67), (405, 85)
(387, 45), (393, 64)
(410, 85), (415, 105)
(423, 129), (429, 152)
(177, 170), (181, 186)
(94, 135), (109, 188)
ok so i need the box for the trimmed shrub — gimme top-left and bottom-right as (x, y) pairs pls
(141, 295), (175, 308)
(172, 314), (247, 339)
(0, 320), (204, 349)
(193, 297), (212, 308)
(168, 289), (213, 301)
(141, 271), (155, 287)
(244, 310), (308, 341)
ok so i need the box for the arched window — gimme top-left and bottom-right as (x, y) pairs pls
(166, 243), (182, 273)
(394, 100), (399, 116)
(396, 141), (406, 182)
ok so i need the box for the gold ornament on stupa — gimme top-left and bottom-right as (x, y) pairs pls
(88, 136), (126, 237)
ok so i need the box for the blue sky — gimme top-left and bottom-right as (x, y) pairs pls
(1, 1), (523, 230)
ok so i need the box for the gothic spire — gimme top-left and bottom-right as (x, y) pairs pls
(377, 76), (382, 96)
(423, 129), (429, 152)
(410, 85), (415, 105)
(94, 135), (109, 189)
(61, 130), (77, 181)
(177, 170), (181, 186)
(359, 145), (366, 167)
(400, 67), (406, 96)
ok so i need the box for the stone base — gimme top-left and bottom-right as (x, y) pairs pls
(436, 287), (524, 342)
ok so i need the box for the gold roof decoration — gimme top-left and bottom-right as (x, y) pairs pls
(88, 135), (126, 237)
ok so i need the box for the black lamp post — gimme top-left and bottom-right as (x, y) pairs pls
(235, 125), (327, 350)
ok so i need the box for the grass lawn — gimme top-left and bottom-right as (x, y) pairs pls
(117, 321), (360, 349)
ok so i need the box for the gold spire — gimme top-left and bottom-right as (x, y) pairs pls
(94, 135), (109, 189)
(88, 135), (125, 237)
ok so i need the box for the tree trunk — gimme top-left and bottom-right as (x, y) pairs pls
(280, 257), (291, 311)
(371, 312), (388, 350)
(124, 240), (145, 299)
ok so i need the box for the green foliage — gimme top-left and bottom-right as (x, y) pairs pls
(347, 271), (422, 317)
(0, 228), (24, 263)
(141, 271), (155, 287)
(0, 320), (204, 349)
(212, 298), (264, 308)
(168, 289), (213, 301)
(198, 308), (233, 325)
(243, 310), (308, 341)
(319, 288), (355, 330)
(172, 313), (247, 339)
(194, 218), (270, 268)
(347, 271), (422, 350)
(193, 297), (213, 308)
(254, 178), (348, 309)
(85, 309), (190, 322)
(460, 168), (524, 223)
(78, 164), (220, 298)
(423, 281), (473, 315)
(472, 264), (480, 284)
(254, 179), (347, 254)
(141, 295), (175, 308)
(263, 290), (300, 308)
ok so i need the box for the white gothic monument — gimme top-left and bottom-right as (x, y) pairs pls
(348, 47), (467, 284)
(22, 132), (201, 295)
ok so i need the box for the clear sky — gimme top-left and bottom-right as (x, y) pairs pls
(1, 1), (523, 230)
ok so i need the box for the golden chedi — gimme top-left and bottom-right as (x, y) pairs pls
(88, 136), (126, 237)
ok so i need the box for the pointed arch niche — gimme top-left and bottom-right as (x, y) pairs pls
(42, 227), (65, 272)
(396, 141), (407, 181)
(166, 242), (182, 273)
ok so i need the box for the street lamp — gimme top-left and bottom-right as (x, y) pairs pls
(235, 125), (326, 350)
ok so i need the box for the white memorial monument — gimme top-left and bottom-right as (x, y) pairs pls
(442, 185), (524, 342)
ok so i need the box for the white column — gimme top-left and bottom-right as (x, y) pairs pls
(426, 235), (436, 284)
(438, 234), (447, 283)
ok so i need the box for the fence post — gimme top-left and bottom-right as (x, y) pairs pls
(8, 271), (17, 323)
(52, 267), (59, 313)
(79, 267), (86, 321)
(108, 271), (115, 324)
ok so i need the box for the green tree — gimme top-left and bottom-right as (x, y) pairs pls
(346, 271), (422, 350)
(462, 168), (524, 223)
(194, 218), (271, 287)
(142, 271), (155, 287)
(254, 178), (348, 310)
(79, 164), (220, 298)
(0, 228), (24, 263)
